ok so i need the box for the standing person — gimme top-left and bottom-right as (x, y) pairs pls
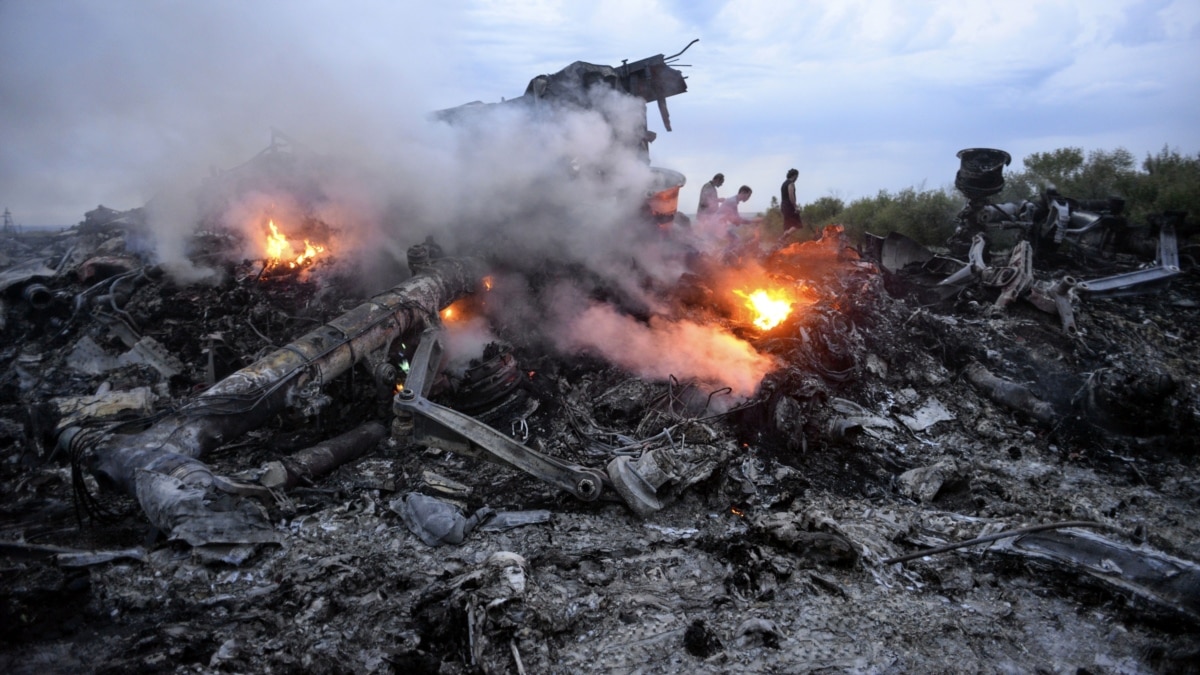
(696, 173), (725, 222)
(779, 168), (804, 239)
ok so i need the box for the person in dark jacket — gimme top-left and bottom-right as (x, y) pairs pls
(779, 168), (804, 238)
(697, 173), (725, 222)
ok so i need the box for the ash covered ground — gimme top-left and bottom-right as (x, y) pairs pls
(1, 202), (1198, 675)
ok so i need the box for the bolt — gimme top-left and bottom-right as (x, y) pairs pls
(396, 388), (416, 401)
(578, 479), (596, 496)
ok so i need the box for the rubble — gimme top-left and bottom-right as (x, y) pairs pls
(2, 101), (1199, 675)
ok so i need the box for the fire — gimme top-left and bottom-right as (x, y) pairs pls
(483, 276), (494, 291)
(263, 219), (326, 272)
(266, 220), (289, 261)
(734, 288), (795, 330)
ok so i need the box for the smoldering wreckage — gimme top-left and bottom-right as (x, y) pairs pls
(2, 48), (1199, 675)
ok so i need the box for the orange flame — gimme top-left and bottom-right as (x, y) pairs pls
(263, 219), (326, 271)
(734, 288), (794, 330)
(266, 220), (289, 261)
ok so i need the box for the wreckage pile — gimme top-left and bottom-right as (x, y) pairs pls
(2, 190), (1199, 674)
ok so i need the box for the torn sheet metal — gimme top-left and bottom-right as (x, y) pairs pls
(66, 335), (183, 378)
(897, 397), (955, 433)
(51, 386), (156, 429)
(993, 528), (1200, 624)
(391, 492), (493, 547)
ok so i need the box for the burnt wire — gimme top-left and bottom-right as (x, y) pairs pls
(64, 401), (181, 527)
(66, 428), (125, 526)
(631, 376), (755, 426)
(107, 272), (142, 331)
(53, 266), (148, 342)
(570, 376), (748, 459)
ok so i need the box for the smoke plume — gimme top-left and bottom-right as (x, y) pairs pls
(0, 1), (778, 401)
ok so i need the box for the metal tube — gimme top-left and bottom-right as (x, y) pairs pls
(78, 254), (486, 495)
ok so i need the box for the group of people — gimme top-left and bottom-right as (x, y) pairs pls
(696, 169), (806, 244)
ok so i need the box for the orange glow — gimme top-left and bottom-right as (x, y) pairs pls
(483, 276), (494, 291)
(440, 301), (466, 322)
(731, 287), (788, 330)
(736, 288), (792, 330)
(263, 219), (327, 272)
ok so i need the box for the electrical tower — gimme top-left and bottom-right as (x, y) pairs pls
(1, 208), (16, 236)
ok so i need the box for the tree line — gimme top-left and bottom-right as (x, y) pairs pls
(758, 145), (1200, 248)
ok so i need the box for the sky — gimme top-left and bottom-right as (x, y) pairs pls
(1, 0), (1197, 401)
(2, 0), (1198, 226)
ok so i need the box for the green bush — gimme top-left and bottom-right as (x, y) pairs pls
(998, 145), (1199, 226)
(830, 187), (958, 246)
(793, 145), (1199, 249)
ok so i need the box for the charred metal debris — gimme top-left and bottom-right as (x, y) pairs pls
(2, 103), (1199, 673)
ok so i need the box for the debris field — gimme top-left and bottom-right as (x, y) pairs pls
(1, 180), (1198, 675)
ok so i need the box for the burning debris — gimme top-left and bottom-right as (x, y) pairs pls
(2, 64), (1199, 674)
(260, 219), (327, 276)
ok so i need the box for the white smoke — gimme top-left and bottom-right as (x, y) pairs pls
(556, 302), (776, 400)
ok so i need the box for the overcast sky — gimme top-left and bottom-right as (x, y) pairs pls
(2, 0), (1198, 226)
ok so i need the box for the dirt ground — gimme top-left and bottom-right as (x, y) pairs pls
(1, 219), (1198, 674)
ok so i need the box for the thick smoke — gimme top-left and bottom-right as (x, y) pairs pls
(0, 1), (777, 400)
(176, 71), (775, 400)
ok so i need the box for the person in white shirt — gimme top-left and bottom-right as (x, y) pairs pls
(716, 185), (758, 242)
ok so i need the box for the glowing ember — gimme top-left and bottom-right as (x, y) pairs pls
(735, 288), (794, 330)
(263, 219), (326, 272)
(440, 303), (460, 322)
(483, 276), (494, 291)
